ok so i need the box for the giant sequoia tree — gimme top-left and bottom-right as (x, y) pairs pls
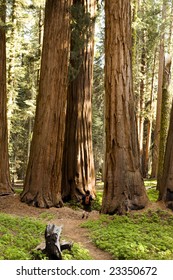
(101, 0), (148, 215)
(21, 0), (72, 207)
(0, 0), (13, 195)
(159, 101), (173, 209)
(62, 0), (96, 201)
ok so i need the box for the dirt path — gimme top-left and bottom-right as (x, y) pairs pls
(0, 194), (113, 260)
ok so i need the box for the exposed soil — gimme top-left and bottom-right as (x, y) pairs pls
(0, 194), (113, 260)
(0, 193), (170, 260)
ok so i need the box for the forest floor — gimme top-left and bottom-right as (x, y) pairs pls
(0, 193), (169, 260)
(0, 194), (113, 260)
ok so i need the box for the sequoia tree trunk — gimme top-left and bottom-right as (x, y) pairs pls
(142, 49), (156, 177)
(102, 0), (148, 215)
(0, 0), (13, 195)
(62, 0), (96, 201)
(158, 54), (172, 196)
(21, 0), (71, 208)
(151, 0), (166, 178)
(159, 100), (173, 210)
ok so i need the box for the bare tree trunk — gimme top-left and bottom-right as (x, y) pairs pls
(139, 40), (145, 168)
(7, 0), (17, 134)
(0, 0), (13, 195)
(102, 0), (148, 215)
(159, 100), (173, 209)
(157, 54), (172, 193)
(142, 49), (157, 177)
(151, 0), (166, 178)
(62, 0), (96, 201)
(21, 0), (72, 208)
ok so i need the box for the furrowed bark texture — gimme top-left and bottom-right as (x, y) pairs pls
(159, 101), (173, 209)
(62, 0), (96, 201)
(102, 0), (148, 215)
(0, 0), (13, 195)
(21, 0), (71, 208)
(157, 55), (172, 193)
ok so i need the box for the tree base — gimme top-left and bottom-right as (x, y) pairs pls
(21, 191), (64, 208)
(0, 183), (14, 196)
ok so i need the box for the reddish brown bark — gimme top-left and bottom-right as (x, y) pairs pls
(102, 0), (148, 215)
(21, 0), (72, 207)
(159, 101), (173, 209)
(62, 0), (96, 201)
(0, 0), (13, 195)
(151, 0), (166, 178)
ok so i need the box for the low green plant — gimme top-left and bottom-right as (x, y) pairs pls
(62, 243), (92, 260)
(0, 213), (92, 260)
(146, 187), (159, 202)
(82, 210), (173, 260)
(0, 213), (45, 260)
(92, 191), (102, 211)
(64, 200), (81, 210)
(144, 179), (158, 202)
(39, 212), (56, 221)
(14, 188), (23, 194)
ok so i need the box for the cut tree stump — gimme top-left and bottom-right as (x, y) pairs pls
(36, 224), (73, 260)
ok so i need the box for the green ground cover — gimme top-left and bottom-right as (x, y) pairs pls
(0, 213), (91, 260)
(82, 209), (173, 259)
(1, 179), (169, 260)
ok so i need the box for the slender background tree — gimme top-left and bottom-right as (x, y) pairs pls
(0, 0), (13, 195)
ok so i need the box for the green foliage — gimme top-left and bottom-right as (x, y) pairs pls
(0, 213), (92, 260)
(92, 191), (102, 211)
(144, 178), (157, 188)
(38, 212), (56, 221)
(92, 7), (105, 177)
(64, 200), (81, 210)
(144, 179), (158, 202)
(6, 0), (42, 180)
(69, 2), (95, 81)
(62, 243), (92, 260)
(0, 213), (45, 260)
(82, 209), (173, 260)
(147, 188), (159, 202)
(32, 242), (92, 261)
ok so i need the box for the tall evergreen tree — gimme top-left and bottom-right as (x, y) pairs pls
(157, 54), (172, 192)
(21, 0), (72, 208)
(62, 0), (96, 201)
(102, 0), (148, 215)
(132, 0), (161, 177)
(9, 3), (44, 180)
(0, 0), (13, 195)
(152, 0), (167, 178)
(159, 100), (173, 210)
(92, 3), (105, 179)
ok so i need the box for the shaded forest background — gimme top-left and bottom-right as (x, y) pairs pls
(4, 0), (173, 179)
(1, 0), (173, 210)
